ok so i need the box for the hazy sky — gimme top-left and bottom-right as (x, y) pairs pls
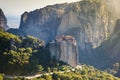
(0, 0), (80, 28)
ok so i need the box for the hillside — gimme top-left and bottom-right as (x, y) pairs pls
(8, 0), (120, 70)
(0, 28), (120, 79)
(3, 65), (120, 80)
(0, 29), (51, 75)
(2, 0), (120, 78)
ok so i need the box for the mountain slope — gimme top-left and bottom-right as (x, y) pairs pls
(7, 0), (120, 75)
(0, 9), (9, 30)
(18, 0), (114, 49)
(16, 0), (117, 67)
(93, 19), (120, 76)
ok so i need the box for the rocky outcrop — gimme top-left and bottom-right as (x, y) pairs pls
(92, 19), (120, 69)
(49, 35), (78, 67)
(0, 9), (9, 30)
(18, 0), (114, 50)
(101, 19), (120, 61)
(9, 0), (120, 69)
(8, 0), (116, 67)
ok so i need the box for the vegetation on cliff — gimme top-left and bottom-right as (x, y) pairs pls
(4, 65), (120, 80)
(48, 65), (119, 80)
(0, 29), (119, 80)
(1, 0), (120, 79)
(0, 29), (52, 75)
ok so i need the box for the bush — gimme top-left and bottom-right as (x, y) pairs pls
(0, 74), (4, 80)
(36, 65), (44, 72)
(42, 75), (52, 80)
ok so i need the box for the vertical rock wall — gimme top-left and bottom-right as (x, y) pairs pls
(49, 35), (78, 67)
(0, 9), (9, 30)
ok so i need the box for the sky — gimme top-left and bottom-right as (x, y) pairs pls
(0, 0), (81, 28)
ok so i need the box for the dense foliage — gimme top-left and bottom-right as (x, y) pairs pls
(7, 65), (118, 80)
(0, 74), (4, 80)
(4, 65), (120, 80)
(0, 30), (52, 75)
(35, 65), (120, 80)
(0, 29), (120, 80)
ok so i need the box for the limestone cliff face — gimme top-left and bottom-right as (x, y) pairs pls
(0, 9), (9, 30)
(107, 19), (120, 62)
(9, 0), (118, 68)
(19, 0), (113, 50)
(19, 6), (62, 42)
(100, 19), (120, 61)
(57, 2), (109, 50)
(92, 19), (120, 69)
(49, 35), (78, 67)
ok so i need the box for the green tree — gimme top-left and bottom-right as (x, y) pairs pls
(43, 75), (52, 80)
(46, 67), (51, 73)
(36, 65), (44, 72)
(26, 47), (32, 53)
(0, 74), (3, 80)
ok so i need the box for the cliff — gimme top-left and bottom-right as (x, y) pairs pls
(0, 9), (9, 30)
(94, 19), (120, 68)
(8, 0), (120, 69)
(16, 0), (115, 66)
(49, 35), (78, 67)
(18, 0), (114, 50)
